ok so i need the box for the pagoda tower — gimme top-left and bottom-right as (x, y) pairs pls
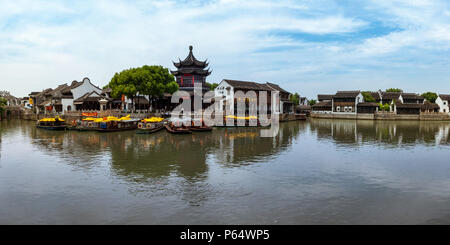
(171, 46), (211, 92)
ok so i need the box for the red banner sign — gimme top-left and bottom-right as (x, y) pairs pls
(82, 112), (98, 117)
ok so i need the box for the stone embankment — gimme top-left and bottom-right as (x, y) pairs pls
(311, 112), (450, 121)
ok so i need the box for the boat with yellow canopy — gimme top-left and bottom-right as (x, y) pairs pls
(96, 115), (141, 132)
(136, 117), (165, 134)
(220, 115), (260, 127)
(36, 116), (67, 130)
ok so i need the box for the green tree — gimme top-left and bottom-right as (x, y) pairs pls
(378, 102), (390, 111)
(421, 92), (438, 103)
(108, 65), (178, 111)
(386, 88), (402, 92)
(0, 97), (6, 114)
(205, 82), (219, 91)
(308, 99), (316, 106)
(290, 93), (300, 105)
(361, 91), (375, 102)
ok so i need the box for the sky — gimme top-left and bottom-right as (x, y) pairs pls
(1, 0), (450, 99)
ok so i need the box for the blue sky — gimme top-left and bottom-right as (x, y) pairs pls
(1, 0), (450, 98)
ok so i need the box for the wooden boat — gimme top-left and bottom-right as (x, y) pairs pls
(97, 118), (140, 132)
(36, 125), (67, 130)
(136, 117), (165, 134)
(136, 123), (165, 134)
(77, 126), (99, 132)
(77, 117), (100, 131)
(36, 117), (67, 130)
(190, 126), (213, 132)
(165, 124), (191, 134)
(189, 119), (213, 132)
(296, 114), (307, 120)
(136, 125), (164, 134)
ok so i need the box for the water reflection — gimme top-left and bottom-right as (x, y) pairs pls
(22, 121), (304, 183)
(2, 119), (450, 224)
(310, 119), (450, 146)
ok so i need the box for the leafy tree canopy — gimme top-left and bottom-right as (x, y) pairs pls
(386, 88), (402, 92)
(378, 102), (390, 111)
(421, 92), (438, 103)
(108, 65), (178, 99)
(290, 93), (300, 105)
(0, 97), (7, 113)
(206, 82), (219, 91)
(308, 99), (317, 106)
(361, 91), (375, 102)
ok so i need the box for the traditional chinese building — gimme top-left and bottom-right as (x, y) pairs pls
(171, 46), (211, 93)
(332, 91), (363, 113)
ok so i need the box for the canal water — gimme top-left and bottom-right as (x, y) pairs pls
(1, 119), (450, 224)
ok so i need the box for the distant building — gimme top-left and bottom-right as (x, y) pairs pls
(171, 46), (211, 93)
(311, 101), (332, 113)
(215, 79), (274, 115)
(436, 94), (450, 114)
(392, 93), (425, 115)
(61, 78), (103, 112)
(20, 97), (31, 108)
(214, 79), (293, 115)
(420, 101), (440, 113)
(299, 97), (308, 106)
(332, 91), (363, 113)
(0, 91), (19, 106)
(368, 91), (382, 103)
(311, 90), (441, 115)
(265, 82), (294, 114)
(400, 93), (424, 104)
(317, 94), (333, 102)
(29, 77), (105, 114)
(380, 91), (402, 105)
(29, 88), (53, 114)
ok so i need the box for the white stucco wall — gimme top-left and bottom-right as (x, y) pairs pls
(62, 78), (102, 113)
(61, 98), (74, 112)
(72, 78), (102, 101)
(215, 80), (234, 113)
(436, 97), (450, 113)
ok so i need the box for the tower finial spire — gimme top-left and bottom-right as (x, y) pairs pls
(189, 45), (193, 51)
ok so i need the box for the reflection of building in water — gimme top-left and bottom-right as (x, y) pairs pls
(28, 121), (301, 182)
(310, 119), (358, 145)
(214, 123), (301, 165)
(435, 125), (449, 145)
(310, 119), (450, 146)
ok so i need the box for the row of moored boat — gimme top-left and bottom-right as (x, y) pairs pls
(36, 116), (212, 134)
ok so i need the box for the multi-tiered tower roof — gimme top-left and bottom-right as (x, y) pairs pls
(171, 46), (211, 92)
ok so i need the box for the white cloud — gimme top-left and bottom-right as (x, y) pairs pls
(1, 0), (450, 98)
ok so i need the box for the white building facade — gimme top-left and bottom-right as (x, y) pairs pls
(61, 78), (102, 113)
(436, 94), (450, 114)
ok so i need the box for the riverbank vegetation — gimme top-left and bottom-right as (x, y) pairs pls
(361, 91), (375, 102)
(0, 97), (6, 113)
(386, 88), (403, 92)
(290, 93), (300, 105)
(107, 65), (179, 110)
(378, 102), (390, 111)
(421, 92), (438, 103)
